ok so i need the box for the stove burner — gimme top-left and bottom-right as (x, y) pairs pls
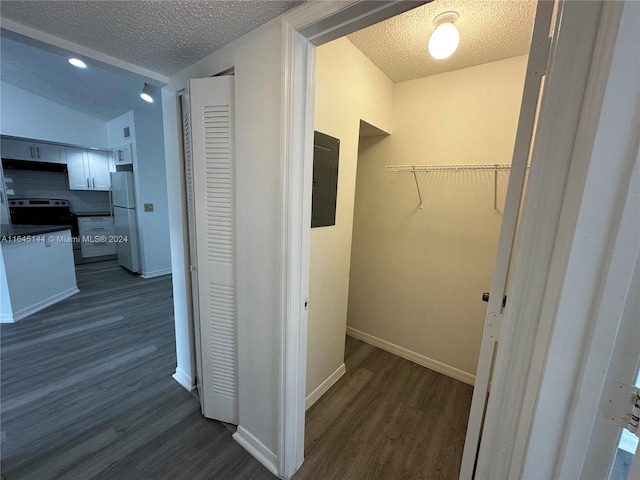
(9, 198), (79, 245)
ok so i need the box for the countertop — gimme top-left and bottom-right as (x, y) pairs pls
(73, 212), (112, 217)
(1, 224), (73, 242)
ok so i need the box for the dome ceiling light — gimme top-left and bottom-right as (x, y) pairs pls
(428, 11), (460, 60)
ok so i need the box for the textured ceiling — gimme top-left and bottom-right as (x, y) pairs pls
(348, 0), (537, 83)
(1, 35), (153, 121)
(0, 0), (302, 121)
(0, 0), (536, 122)
(0, 1), (304, 77)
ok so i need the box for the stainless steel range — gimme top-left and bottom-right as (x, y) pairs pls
(8, 198), (81, 263)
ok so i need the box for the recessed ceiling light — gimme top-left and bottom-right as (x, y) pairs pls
(68, 58), (87, 69)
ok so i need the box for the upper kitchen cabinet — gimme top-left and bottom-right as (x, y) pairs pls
(66, 147), (111, 191)
(34, 142), (67, 163)
(88, 151), (111, 190)
(113, 143), (133, 166)
(66, 147), (89, 190)
(1, 138), (66, 164)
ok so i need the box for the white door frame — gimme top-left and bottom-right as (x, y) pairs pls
(278, 4), (431, 475)
(278, 1), (633, 479)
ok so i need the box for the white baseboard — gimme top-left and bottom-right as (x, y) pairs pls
(4, 286), (79, 323)
(141, 267), (172, 279)
(346, 326), (475, 386)
(305, 363), (346, 410)
(233, 426), (279, 476)
(172, 367), (195, 391)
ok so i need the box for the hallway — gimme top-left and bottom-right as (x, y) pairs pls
(0, 261), (275, 480)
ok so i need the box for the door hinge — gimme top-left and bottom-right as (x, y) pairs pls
(606, 382), (640, 436)
(485, 312), (503, 340)
(531, 35), (552, 78)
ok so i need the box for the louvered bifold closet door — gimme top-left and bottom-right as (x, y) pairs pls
(181, 93), (205, 410)
(187, 76), (237, 424)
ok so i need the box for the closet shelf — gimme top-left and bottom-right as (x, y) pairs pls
(385, 163), (519, 211)
(385, 163), (513, 172)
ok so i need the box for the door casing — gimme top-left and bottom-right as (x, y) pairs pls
(278, 1), (632, 478)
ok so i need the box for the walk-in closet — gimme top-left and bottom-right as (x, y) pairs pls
(302, 1), (535, 477)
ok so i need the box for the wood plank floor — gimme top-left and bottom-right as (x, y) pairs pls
(2, 259), (474, 479)
(294, 335), (474, 480)
(0, 260), (276, 480)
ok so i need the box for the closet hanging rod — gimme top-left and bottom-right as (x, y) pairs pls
(385, 163), (513, 172)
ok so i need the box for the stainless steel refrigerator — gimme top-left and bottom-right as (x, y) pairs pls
(110, 172), (140, 273)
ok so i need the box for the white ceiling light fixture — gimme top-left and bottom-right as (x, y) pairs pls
(140, 83), (155, 103)
(68, 58), (87, 69)
(428, 11), (460, 60)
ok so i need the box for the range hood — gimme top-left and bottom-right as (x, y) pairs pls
(1, 158), (67, 173)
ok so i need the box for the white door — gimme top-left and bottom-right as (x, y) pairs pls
(181, 91), (205, 411)
(581, 132), (640, 478)
(459, 1), (556, 477)
(184, 75), (238, 424)
(582, 258), (640, 479)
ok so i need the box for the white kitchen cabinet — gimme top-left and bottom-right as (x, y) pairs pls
(1, 138), (66, 163)
(87, 151), (111, 190)
(66, 147), (90, 190)
(1, 138), (36, 161)
(113, 143), (133, 166)
(78, 216), (116, 258)
(33, 143), (66, 163)
(66, 147), (111, 191)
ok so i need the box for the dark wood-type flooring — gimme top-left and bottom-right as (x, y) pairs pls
(294, 336), (473, 480)
(2, 259), (474, 479)
(1, 260), (276, 480)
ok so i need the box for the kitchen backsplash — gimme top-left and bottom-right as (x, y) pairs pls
(4, 169), (111, 214)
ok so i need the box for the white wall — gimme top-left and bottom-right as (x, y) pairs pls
(166, 17), (284, 462)
(107, 110), (135, 148)
(0, 81), (108, 147)
(347, 56), (528, 380)
(307, 37), (393, 398)
(133, 105), (171, 278)
(108, 109), (171, 278)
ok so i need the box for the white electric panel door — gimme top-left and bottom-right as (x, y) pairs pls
(187, 75), (237, 424)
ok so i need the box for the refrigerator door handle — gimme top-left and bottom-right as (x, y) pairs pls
(109, 188), (114, 217)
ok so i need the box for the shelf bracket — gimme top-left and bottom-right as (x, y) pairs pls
(493, 164), (499, 214)
(411, 167), (424, 209)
